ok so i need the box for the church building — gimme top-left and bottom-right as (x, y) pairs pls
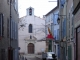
(18, 7), (46, 60)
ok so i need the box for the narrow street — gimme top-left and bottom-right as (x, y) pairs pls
(0, 0), (80, 60)
(19, 57), (42, 60)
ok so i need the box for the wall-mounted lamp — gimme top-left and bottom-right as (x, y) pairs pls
(57, 17), (60, 24)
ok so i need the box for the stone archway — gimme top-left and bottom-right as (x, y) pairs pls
(28, 43), (34, 54)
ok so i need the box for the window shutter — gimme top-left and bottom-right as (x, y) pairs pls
(16, 24), (18, 40)
(68, 46), (72, 60)
(13, 21), (15, 39)
(15, 23), (18, 40)
(0, 14), (3, 37)
(64, 19), (66, 37)
(2, 14), (4, 37)
(63, 21), (65, 38)
(62, 21), (64, 38)
(12, 20), (13, 39)
(0, 14), (2, 36)
(15, 22), (16, 40)
(11, 20), (13, 39)
(60, 0), (65, 8)
(56, 30), (58, 40)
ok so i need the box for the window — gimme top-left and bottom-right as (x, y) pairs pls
(7, 0), (9, 4)
(1, 49), (5, 60)
(53, 14), (58, 25)
(69, 13), (70, 20)
(57, 29), (59, 40)
(29, 24), (32, 33)
(11, 0), (18, 11)
(30, 35), (32, 39)
(69, 21), (70, 28)
(72, 27), (73, 37)
(69, 30), (70, 38)
(68, 12), (70, 28)
(29, 8), (32, 16)
(0, 13), (4, 37)
(7, 18), (10, 38)
(54, 30), (57, 40)
(60, 0), (65, 8)
(72, 15), (73, 25)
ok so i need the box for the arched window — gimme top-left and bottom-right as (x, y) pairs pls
(29, 24), (32, 33)
(28, 43), (34, 54)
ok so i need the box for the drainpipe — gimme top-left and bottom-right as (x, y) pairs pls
(65, 1), (67, 60)
(8, 0), (13, 60)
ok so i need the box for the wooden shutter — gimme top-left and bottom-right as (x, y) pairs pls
(13, 21), (15, 39)
(11, 20), (13, 39)
(1, 49), (5, 60)
(0, 14), (2, 36)
(16, 23), (18, 40)
(68, 46), (72, 60)
(0, 13), (4, 38)
(15, 23), (16, 40)
(7, 18), (10, 37)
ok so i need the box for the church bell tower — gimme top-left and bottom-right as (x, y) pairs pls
(26, 7), (34, 16)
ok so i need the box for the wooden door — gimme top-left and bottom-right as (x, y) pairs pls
(28, 43), (34, 54)
(76, 26), (80, 60)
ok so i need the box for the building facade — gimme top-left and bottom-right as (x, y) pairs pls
(73, 0), (80, 60)
(66, 0), (74, 60)
(18, 7), (46, 60)
(0, 0), (19, 60)
(45, 0), (60, 59)
(59, 0), (67, 60)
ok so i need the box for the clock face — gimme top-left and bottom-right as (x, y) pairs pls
(29, 8), (32, 15)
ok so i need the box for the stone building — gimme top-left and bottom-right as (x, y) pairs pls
(18, 7), (46, 60)
(0, 0), (19, 60)
(73, 0), (80, 60)
(66, 0), (74, 60)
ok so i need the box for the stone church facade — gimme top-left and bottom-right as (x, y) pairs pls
(18, 7), (46, 60)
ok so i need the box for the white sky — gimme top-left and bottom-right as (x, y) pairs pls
(18, 0), (57, 18)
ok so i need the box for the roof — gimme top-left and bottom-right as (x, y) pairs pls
(45, 6), (58, 16)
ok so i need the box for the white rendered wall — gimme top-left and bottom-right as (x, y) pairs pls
(18, 15), (46, 54)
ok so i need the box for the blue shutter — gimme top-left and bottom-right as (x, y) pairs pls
(60, 0), (65, 8)
(63, 19), (66, 38)
(63, 20), (65, 38)
(62, 21), (64, 38)
(15, 23), (17, 40)
(56, 30), (57, 40)
(64, 19), (66, 37)
(57, 29), (59, 40)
